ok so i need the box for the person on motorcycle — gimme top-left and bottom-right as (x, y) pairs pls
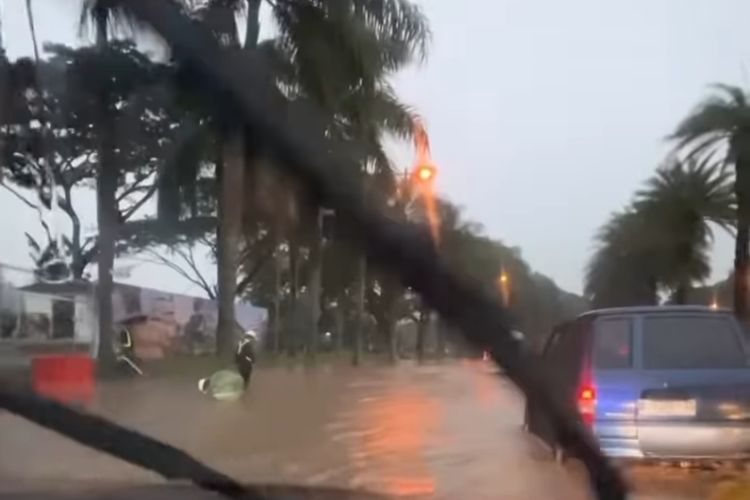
(198, 329), (257, 400)
(234, 329), (257, 387)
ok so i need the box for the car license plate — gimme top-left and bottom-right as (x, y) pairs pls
(639, 399), (696, 417)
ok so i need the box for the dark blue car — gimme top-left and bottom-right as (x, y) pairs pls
(525, 305), (750, 461)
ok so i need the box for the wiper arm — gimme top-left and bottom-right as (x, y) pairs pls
(0, 389), (259, 500)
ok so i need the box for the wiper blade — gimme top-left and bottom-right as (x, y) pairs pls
(0, 389), (258, 499)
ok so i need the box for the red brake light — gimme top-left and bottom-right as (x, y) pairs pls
(578, 385), (597, 425)
(580, 387), (596, 401)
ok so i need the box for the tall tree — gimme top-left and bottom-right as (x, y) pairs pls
(585, 160), (733, 307)
(80, 0), (164, 369)
(585, 209), (661, 308)
(91, 0), (428, 361)
(92, 3), (118, 370)
(671, 84), (750, 318)
(194, 0), (259, 358)
(634, 159), (733, 303)
(1, 43), (181, 281)
(259, 0), (429, 361)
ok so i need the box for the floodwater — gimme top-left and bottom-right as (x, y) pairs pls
(0, 360), (736, 499)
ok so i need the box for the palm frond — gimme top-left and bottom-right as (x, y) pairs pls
(712, 83), (748, 108)
(79, 0), (138, 38)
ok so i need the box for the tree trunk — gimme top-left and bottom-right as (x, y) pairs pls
(287, 237), (300, 355)
(215, 0), (260, 359)
(734, 227), (749, 319)
(272, 248), (281, 354)
(94, 14), (117, 372)
(415, 303), (427, 362)
(306, 209), (323, 361)
(435, 317), (446, 359)
(334, 305), (344, 352)
(387, 317), (398, 363)
(216, 131), (244, 358)
(352, 255), (366, 366)
(735, 159), (750, 321)
(245, 0), (261, 50)
(672, 284), (689, 305)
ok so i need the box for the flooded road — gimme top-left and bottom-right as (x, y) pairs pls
(0, 361), (734, 498)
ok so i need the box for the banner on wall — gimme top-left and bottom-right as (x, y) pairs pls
(4, 281), (267, 360)
(112, 284), (267, 360)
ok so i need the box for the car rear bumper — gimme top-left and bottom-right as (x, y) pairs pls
(638, 422), (750, 459)
(599, 422), (750, 460)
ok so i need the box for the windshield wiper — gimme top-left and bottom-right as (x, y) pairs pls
(0, 389), (258, 499)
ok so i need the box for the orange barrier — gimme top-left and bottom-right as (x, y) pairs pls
(31, 354), (95, 405)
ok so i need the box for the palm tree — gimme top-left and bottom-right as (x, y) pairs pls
(187, 0), (428, 359)
(586, 160), (733, 308)
(634, 159), (734, 303)
(585, 209), (661, 308)
(194, 0), (259, 358)
(79, 0), (124, 370)
(671, 84), (750, 318)
(83, 0), (428, 360)
(336, 84), (418, 365)
(261, 1), (428, 362)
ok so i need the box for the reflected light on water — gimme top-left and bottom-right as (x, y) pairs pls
(465, 359), (501, 409)
(354, 386), (439, 496)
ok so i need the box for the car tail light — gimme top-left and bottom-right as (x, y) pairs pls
(578, 384), (596, 426)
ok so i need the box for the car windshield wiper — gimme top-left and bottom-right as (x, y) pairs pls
(0, 389), (390, 499)
(0, 1), (627, 499)
(0, 389), (258, 499)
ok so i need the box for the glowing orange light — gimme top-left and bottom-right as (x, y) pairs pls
(415, 164), (435, 182)
(499, 272), (509, 284)
(411, 119), (441, 245)
(580, 388), (596, 401)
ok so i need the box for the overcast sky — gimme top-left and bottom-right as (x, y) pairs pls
(2, 0), (750, 295)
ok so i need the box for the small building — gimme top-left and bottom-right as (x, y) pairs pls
(1, 281), (266, 361)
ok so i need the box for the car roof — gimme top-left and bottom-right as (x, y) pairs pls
(578, 305), (733, 318)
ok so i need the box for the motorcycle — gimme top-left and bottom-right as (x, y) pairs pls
(198, 329), (257, 400)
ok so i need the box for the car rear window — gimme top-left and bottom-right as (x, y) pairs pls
(594, 318), (633, 369)
(642, 315), (747, 369)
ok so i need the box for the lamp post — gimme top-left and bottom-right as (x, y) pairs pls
(308, 207), (335, 361)
(401, 120), (442, 361)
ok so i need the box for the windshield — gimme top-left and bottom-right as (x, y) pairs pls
(2, 2), (750, 500)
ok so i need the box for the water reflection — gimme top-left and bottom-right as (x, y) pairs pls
(354, 386), (438, 496)
(2, 361), (720, 499)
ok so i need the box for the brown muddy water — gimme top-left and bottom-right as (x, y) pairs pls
(0, 360), (736, 499)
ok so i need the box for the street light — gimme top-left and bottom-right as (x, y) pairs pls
(413, 164), (437, 184)
(498, 269), (510, 307)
